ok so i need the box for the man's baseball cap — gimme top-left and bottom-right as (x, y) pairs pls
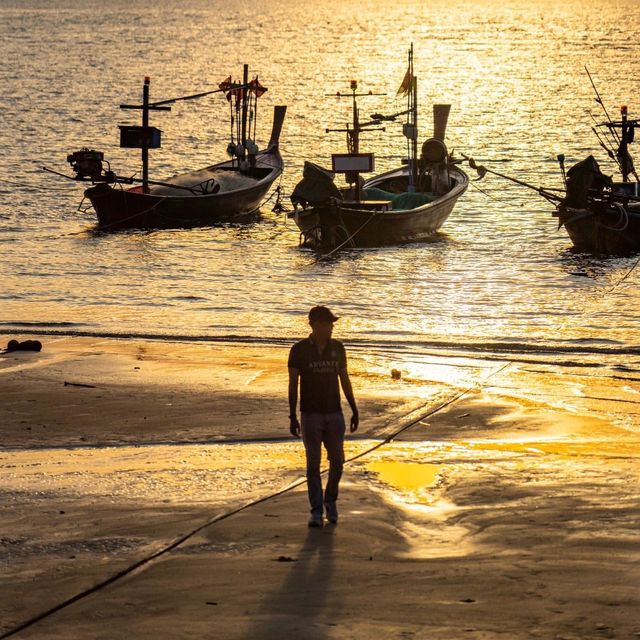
(308, 305), (339, 323)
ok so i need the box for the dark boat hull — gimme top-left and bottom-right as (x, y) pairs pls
(292, 166), (468, 248)
(557, 203), (640, 255)
(85, 148), (282, 230)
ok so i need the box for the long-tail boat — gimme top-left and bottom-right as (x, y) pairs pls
(289, 45), (468, 249)
(552, 99), (640, 255)
(465, 68), (640, 255)
(46, 65), (286, 230)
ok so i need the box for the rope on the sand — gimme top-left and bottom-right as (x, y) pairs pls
(0, 360), (511, 639)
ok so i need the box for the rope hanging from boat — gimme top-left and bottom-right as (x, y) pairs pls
(236, 94), (242, 154)
(597, 201), (629, 232)
(251, 78), (259, 145)
(317, 208), (381, 260)
(228, 99), (235, 157)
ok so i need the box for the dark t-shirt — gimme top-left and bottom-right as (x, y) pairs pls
(288, 337), (347, 414)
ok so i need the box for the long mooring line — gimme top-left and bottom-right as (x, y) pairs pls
(0, 360), (511, 639)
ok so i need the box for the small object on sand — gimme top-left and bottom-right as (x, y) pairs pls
(274, 556), (295, 562)
(63, 381), (97, 389)
(456, 413), (470, 419)
(205, 601), (218, 606)
(460, 598), (476, 603)
(391, 368), (401, 380)
(6, 339), (42, 353)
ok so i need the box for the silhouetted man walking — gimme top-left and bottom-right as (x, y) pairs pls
(288, 306), (359, 527)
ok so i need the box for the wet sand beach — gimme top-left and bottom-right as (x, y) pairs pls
(1, 335), (638, 639)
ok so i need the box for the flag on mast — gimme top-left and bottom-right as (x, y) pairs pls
(219, 76), (243, 102)
(249, 76), (268, 97)
(397, 65), (413, 97)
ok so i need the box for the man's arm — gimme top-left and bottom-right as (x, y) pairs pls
(288, 367), (301, 438)
(339, 368), (359, 432)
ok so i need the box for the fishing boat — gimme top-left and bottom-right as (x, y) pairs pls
(289, 45), (468, 249)
(552, 102), (640, 255)
(46, 66), (286, 230)
(465, 69), (640, 255)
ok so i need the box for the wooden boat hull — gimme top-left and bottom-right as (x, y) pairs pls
(557, 203), (640, 255)
(292, 165), (468, 248)
(85, 147), (282, 230)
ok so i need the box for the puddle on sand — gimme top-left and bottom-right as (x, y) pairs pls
(2, 431), (636, 510)
(365, 460), (444, 504)
(357, 433), (640, 510)
(359, 454), (471, 560)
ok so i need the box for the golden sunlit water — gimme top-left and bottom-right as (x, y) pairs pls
(2, 0), (640, 362)
(3, 5), (640, 638)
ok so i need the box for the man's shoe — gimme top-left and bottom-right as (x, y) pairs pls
(308, 514), (324, 528)
(325, 502), (338, 524)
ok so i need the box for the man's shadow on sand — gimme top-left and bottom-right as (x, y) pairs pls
(243, 524), (338, 640)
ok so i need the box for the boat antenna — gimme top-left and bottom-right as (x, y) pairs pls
(325, 81), (386, 200)
(588, 119), (623, 173)
(588, 111), (619, 160)
(585, 66), (621, 144)
(253, 82), (258, 143)
(584, 67), (638, 182)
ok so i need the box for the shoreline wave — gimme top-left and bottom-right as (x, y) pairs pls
(0, 326), (638, 361)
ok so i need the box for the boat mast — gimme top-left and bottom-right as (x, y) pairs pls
(603, 105), (639, 183)
(620, 105), (631, 183)
(119, 77), (169, 194)
(241, 64), (249, 161)
(141, 78), (150, 193)
(410, 44), (418, 192)
(350, 80), (360, 154)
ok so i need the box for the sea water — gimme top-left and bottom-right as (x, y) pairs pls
(1, 0), (639, 369)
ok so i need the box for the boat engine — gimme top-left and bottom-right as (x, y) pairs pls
(67, 148), (115, 183)
(418, 138), (450, 194)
